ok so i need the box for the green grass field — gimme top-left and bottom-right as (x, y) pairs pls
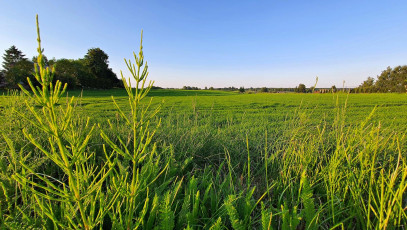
(69, 89), (407, 135)
(62, 89), (407, 124)
(1, 88), (407, 229)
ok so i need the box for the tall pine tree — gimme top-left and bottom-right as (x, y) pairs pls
(1, 45), (32, 88)
(0, 70), (4, 87)
(2, 45), (27, 71)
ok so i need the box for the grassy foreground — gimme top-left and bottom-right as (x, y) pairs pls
(1, 16), (407, 229)
(1, 87), (407, 229)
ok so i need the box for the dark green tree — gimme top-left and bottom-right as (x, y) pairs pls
(375, 66), (407, 92)
(1, 46), (33, 88)
(73, 59), (95, 88)
(2, 45), (27, 72)
(239, 86), (245, 93)
(0, 71), (5, 87)
(84, 48), (108, 74)
(4, 59), (33, 88)
(53, 59), (83, 88)
(48, 57), (57, 67)
(297, 83), (306, 93)
(260, 87), (268, 92)
(331, 85), (337, 93)
(357, 77), (375, 93)
(83, 48), (121, 88)
(357, 66), (407, 93)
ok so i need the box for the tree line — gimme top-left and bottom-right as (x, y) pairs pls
(355, 65), (407, 93)
(292, 66), (407, 94)
(1, 45), (406, 93)
(0, 45), (122, 89)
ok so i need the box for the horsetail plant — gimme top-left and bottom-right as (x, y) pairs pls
(9, 15), (119, 229)
(100, 30), (169, 229)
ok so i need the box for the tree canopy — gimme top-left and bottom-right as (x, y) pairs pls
(2, 45), (27, 72)
(356, 66), (407, 93)
(1, 46), (122, 89)
(1, 46), (32, 88)
(84, 48), (121, 89)
(260, 87), (268, 92)
(5, 60), (33, 87)
(295, 83), (306, 93)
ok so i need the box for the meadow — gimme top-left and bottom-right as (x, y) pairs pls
(1, 17), (407, 229)
(1, 87), (407, 229)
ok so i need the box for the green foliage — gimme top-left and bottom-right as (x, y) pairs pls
(1, 45), (27, 72)
(11, 15), (118, 229)
(0, 39), (121, 90)
(209, 217), (223, 230)
(331, 85), (337, 93)
(159, 192), (175, 230)
(357, 65), (407, 93)
(0, 71), (4, 87)
(261, 202), (273, 230)
(299, 170), (317, 230)
(281, 201), (301, 230)
(84, 48), (121, 88)
(52, 59), (84, 88)
(358, 76), (376, 93)
(4, 59), (33, 88)
(225, 195), (245, 230)
(1, 46), (33, 88)
(100, 30), (171, 229)
(182, 86), (200, 90)
(296, 83), (306, 93)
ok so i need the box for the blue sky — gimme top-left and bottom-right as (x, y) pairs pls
(1, 0), (407, 88)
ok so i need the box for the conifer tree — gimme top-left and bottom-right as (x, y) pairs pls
(0, 70), (4, 86)
(2, 45), (27, 72)
(1, 45), (32, 88)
